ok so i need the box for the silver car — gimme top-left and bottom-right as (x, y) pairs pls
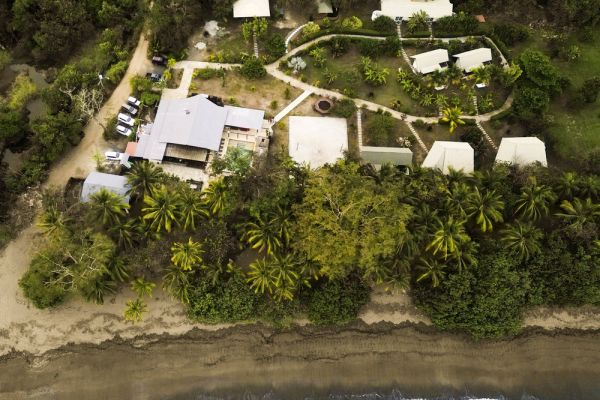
(122, 103), (138, 115)
(116, 124), (133, 137)
(117, 113), (135, 127)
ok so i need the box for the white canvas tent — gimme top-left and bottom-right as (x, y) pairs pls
(495, 137), (548, 167)
(454, 48), (492, 72)
(80, 172), (131, 203)
(289, 116), (348, 168)
(373, 0), (454, 21)
(411, 49), (449, 74)
(422, 141), (474, 174)
(316, 0), (334, 14)
(233, 0), (271, 18)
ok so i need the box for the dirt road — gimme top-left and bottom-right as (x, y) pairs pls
(45, 33), (152, 187)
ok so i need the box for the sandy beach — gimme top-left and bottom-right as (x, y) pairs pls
(1, 324), (600, 400)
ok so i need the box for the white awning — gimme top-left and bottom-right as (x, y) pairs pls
(233, 0), (271, 18)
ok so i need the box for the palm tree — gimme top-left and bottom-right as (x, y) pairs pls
(162, 264), (191, 303)
(419, 92), (435, 107)
(427, 216), (470, 259)
(270, 206), (292, 247)
(416, 257), (447, 288)
(89, 189), (130, 226)
(142, 185), (181, 233)
(247, 258), (276, 294)
(131, 276), (156, 298)
(109, 218), (141, 249)
(127, 161), (163, 199)
(470, 66), (491, 86)
(502, 222), (544, 261)
(465, 187), (505, 233)
(171, 238), (204, 271)
(407, 10), (429, 32)
(445, 182), (471, 217)
(556, 198), (600, 228)
(514, 178), (556, 221)
(554, 171), (579, 201)
(242, 214), (282, 255)
(450, 239), (478, 273)
(440, 106), (465, 133)
(82, 276), (116, 305)
(38, 206), (69, 238)
(179, 189), (208, 231)
(108, 259), (130, 283)
(577, 175), (600, 200)
(124, 298), (147, 323)
(270, 254), (300, 290)
(203, 178), (229, 216)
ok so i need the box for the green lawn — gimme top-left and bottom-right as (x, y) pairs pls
(510, 29), (600, 161)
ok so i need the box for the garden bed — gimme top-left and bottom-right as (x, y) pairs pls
(189, 69), (302, 119)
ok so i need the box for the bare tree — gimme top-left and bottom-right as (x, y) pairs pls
(60, 86), (105, 127)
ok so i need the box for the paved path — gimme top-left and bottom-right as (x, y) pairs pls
(356, 109), (363, 148)
(45, 33), (152, 187)
(272, 89), (313, 124)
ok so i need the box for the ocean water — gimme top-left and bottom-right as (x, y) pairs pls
(173, 391), (543, 400)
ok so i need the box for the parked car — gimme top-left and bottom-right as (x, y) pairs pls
(146, 72), (162, 82)
(117, 113), (135, 127)
(105, 151), (123, 161)
(121, 103), (138, 115)
(152, 55), (166, 66)
(116, 124), (133, 137)
(127, 96), (141, 107)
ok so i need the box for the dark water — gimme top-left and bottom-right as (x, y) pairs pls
(169, 391), (543, 400)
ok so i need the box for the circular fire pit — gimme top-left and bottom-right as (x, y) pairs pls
(314, 98), (333, 114)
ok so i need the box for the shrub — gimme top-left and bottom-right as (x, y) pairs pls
(332, 98), (357, 118)
(194, 68), (219, 80)
(103, 116), (118, 141)
(269, 100), (278, 110)
(240, 57), (266, 80)
(306, 275), (370, 325)
(327, 36), (350, 58)
(140, 91), (160, 107)
(414, 250), (531, 339)
(366, 111), (396, 146)
(341, 16), (363, 30)
(265, 33), (287, 59)
(579, 77), (600, 103)
(187, 275), (258, 323)
(19, 249), (68, 309)
(302, 22), (321, 39)
(492, 23), (530, 46)
(513, 86), (550, 119)
(105, 60), (128, 84)
(0, 49), (12, 72)
(373, 15), (397, 33)
(7, 73), (37, 111)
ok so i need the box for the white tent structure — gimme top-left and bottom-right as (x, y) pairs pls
(422, 141), (474, 174)
(316, 0), (334, 14)
(411, 49), (449, 74)
(233, 0), (271, 18)
(289, 116), (348, 168)
(454, 48), (493, 72)
(495, 137), (548, 167)
(372, 0), (454, 21)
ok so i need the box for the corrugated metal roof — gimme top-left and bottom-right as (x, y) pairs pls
(422, 141), (474, 174)
(224, 105), (265, 130)
(411, 49), (449, 74)
(233, 0), (271, 18)
(154, 95), (228, 153)
(380, 0), (453, 20)
(495, 137), (547, 167)
(361, 146), (413, 166)
(454, 48), (492, 72)
(80, 172), (131, 203)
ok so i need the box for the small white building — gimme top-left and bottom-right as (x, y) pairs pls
(289, 116), (348, 168)
(80, 172), (131, 203)
(454, 48), (493, 72)
(233, 0), (271, 18)
(422, 141), (474, 174)
(360, 146), (413, 170)
(495, 137), (548, 167)
(372, 0), (454, 21)
(411, 49), (449, 74)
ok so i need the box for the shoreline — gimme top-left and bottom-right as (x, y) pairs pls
(2, 323), (600, 399)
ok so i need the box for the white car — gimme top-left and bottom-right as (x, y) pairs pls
(117, 113), (135, 127)
(128, 96), (141, 107)
(122, 103), (138, 115)
(116, 124), (133, 137)
(105, 151), (122, 161)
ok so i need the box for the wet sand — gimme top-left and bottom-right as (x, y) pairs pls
(1, 323), (600, 400)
